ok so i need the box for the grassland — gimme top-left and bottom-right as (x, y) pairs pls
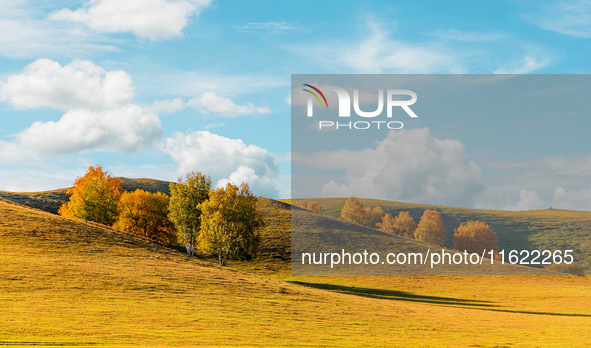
(289, 198), (591, 271)
(1, 189), (591, 346)
(0, 178), (172, 214)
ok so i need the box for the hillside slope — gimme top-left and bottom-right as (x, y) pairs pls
(1, 198), (591, 347)
(0, 178), (172, 214)
(290, 198), (591, 271)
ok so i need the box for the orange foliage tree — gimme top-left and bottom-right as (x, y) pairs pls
(340, 197), (385, 228)
(298, 201), (323, 214)
(58, 165), (122, 225)
(113, 189), (177, 247)
(377, 211), (417, 238)
(453, 220), (499, 254)
(414, 209), (447, 246)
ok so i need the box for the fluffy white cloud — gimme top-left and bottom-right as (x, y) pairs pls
(0, 59), (134, 110)
(553, 186), (591, 210)
(474, 153), (591, 211)
(17, 105), (163, 156)
(513, 189), (549, 211)
(149, 97), (186, 113)
(0, 59), (163, 156)
(49, 0), (212, 40)
(293, 128), (485, 207)
(187, 92), (271, 117)
(163, 130), (280, 197)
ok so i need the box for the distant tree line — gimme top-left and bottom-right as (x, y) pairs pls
(59, 165), (264, 266)
(337, 197), (499, 254)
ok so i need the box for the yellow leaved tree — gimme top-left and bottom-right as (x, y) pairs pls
(199, 183), (264, 266)
(113, 189), (177, 247)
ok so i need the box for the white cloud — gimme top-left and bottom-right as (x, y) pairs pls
(17, 105), (163, 156)
(475, 153), (591, 211)
(187, 92), (271, 117)
(494, 55), (550, 74)
(234, 22), (305, 33)
(49, 0), (212, 40)
(523, 1), (591, 38)
(553, 186), (591, 210)
(293, 128), (485, 207)
(203, 123), (224, 129)
(0, 140), (38, 165)
(291, 19), (463, 73)
(513, 189), (549, 211)
(163, 130), (280, 197)
(1, 59), (163, 157)
(148, 97), (186, 113)
(0, 4), (119, 58)
(0, 59), (134, 110)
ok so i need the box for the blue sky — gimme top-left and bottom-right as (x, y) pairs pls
(2, 0), (591, 210)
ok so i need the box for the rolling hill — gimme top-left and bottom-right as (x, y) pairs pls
(1, 196), (591, 346)
(0, 178), (172, 214)
(289, 198), (591, 272)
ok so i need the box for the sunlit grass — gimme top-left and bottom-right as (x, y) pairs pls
(1, 197), (591, 347)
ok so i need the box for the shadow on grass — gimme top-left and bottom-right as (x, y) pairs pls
(288, 281), (495, 307)
(290, 281), (591, 317)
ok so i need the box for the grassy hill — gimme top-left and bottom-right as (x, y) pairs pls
(0, 178), (172, 214)
(289, 198), (591, 271)
(1, 197), (591, 346)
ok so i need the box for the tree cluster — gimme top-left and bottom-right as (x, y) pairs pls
(59, 166), (265, 266)
(340, 197), (385, 228)
(339, 197), (500, 253)
(377, 211), (417, 238)
(298, 201), (323, 214)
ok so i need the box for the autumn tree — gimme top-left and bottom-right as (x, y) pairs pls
(340, 197), (385, 228)
(340, 197), (366, 224)
(453, 220), (499, 254)
(298, 201), (323, 214)
(58, 165), (122, 225)
(168, 172), (211, 256)
(414, 209), (447, 246)
(377, 211), (417, 238)
(377, 213), (396, 234)
(199, 183), (264, 266)
(113, 189), (177, 247)
(365, 205), (385, 228)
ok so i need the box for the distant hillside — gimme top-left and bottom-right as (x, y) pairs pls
(0, 178), (173, 214)
(289, 198), (591, 271)
(256, 198), (291, 261)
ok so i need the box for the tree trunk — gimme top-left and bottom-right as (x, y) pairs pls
(219, 249), (229, 266)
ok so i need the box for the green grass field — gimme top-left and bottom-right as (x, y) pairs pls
(1, 188), (591, 347)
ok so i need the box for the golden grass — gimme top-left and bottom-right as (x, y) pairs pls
(1, 198), (591, 347)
